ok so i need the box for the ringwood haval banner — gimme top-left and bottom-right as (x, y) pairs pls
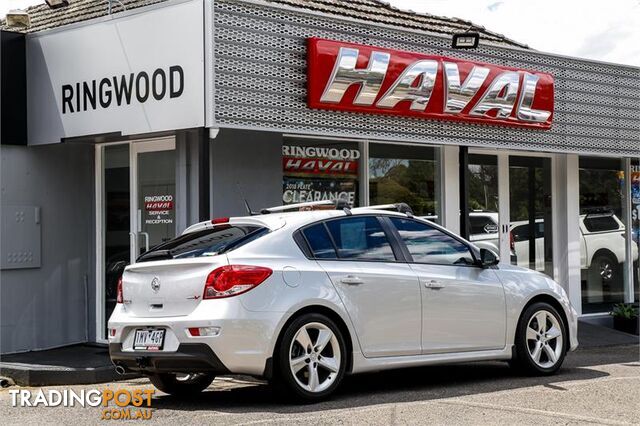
(307, 38), (554, 129)
(26, 0), (205, 145)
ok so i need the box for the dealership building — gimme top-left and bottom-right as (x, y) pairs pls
(1, 0), (639, 354)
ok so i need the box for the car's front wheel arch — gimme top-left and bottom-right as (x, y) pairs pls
(515, 294), (570, 348)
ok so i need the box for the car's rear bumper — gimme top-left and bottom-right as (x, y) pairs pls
(109, 343), (231, 374)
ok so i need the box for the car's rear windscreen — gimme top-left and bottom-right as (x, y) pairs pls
(137, 225), (268, 262)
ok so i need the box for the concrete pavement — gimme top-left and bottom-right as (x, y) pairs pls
(1, 344), (638, 425)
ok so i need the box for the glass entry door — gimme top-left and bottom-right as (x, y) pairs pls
(130, 139), (177, 261)
(466, 151), (554, 278)
(508, 156), (553, 277)
(98, 138), (176, 340)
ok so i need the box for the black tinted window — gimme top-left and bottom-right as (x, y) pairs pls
(138, 225), (266, 262)
(390, 218), (475, 266)
(583, 215), (620, 232)
(326, 216), (396, 261)
(302, 223), (337, 259)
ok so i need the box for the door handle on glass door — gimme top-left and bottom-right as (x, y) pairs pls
(139, 232), (149, 252)
(341, 275), (363, 285)
(424, 280), (444, 289)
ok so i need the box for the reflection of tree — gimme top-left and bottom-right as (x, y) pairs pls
(468, 164), (498, 212)
(579, 168), (623, 218)
(509, 167), (547, 221)
(369, 159), (437, 216)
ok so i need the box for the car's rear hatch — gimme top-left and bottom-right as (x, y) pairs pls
(121, 220), (275, 317)
(123, 257), (227, 317)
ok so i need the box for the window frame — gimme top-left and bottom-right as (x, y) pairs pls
(295, 214), (407, 263)
(382, 216), (481, 268)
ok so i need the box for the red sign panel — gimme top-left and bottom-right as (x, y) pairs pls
(307, 38), (554, 129)
(283, 156), (358, 176)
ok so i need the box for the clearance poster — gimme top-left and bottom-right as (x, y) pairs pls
(282, 145), (359, 206)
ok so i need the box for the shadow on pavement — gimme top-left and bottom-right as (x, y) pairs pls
(150, 345), (638, 414)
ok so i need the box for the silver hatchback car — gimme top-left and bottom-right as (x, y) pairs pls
(109, 201), (578, 401)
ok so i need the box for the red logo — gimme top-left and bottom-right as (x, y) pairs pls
(307, 38), (554, 129)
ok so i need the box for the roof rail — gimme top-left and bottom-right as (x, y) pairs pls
(260, 199), (351, 214)
(352, 203), (414, 215)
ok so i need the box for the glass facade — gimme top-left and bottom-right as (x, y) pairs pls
(277, 140), (639, 314)
(631, 159), (640, 303)
(467, 154), (500, 256)
(282, 138), (361, 207)
(369, 143), (440, 220)
(579, 157), (630, 313)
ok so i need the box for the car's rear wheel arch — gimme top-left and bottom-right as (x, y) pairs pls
(516, 294), (569, 349)
(272, 305), (354, 375)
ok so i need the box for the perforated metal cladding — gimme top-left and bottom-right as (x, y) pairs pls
(213, 0), (640, 156)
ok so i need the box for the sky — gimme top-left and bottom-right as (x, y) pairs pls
(1, 0), (639, 66)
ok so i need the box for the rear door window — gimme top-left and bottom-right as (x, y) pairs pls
(325, 216), (396, 261)
(302, 223), (338, 259)
(137, 225), (267, 262)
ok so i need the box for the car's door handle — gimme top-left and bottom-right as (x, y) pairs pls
(424, 279), (445, 289)
(341, 275), (363, 285)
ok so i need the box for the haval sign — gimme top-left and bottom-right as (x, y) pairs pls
(307, 38), (554, 129)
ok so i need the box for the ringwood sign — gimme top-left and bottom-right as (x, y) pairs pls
(307, 38), (554, 129)
(61, 66), (184, 114)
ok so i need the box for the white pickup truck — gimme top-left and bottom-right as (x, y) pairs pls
(466, 211), (638, 283)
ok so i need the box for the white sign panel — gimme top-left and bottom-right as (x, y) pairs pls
(26, 0), (205, 145)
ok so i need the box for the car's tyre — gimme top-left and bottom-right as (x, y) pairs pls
(148, 372), (215, 396)
(512, 302), (567, 375)
(276, 313), (347, 402)
(590, 252), (619, 284)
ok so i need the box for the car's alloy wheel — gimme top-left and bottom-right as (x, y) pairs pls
(598, 258), (614, 281)
(289, 322), (341, 393)
(277, 313), (346, 401)
(525, 310), (563, 368)
(513, 302), (566, 375)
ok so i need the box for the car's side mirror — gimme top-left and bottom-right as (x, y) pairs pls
(479, 248), (500, 268)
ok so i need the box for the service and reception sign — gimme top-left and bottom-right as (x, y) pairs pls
(26, 0), (205, 145)
(307, 38), (554, 129)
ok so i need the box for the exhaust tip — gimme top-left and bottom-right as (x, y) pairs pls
(114, 365), (127, 375)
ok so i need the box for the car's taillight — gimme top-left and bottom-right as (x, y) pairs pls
(116, 276), (123, 304)
(509, 231), (515, 251)
(203, 265), (272, 299)
(211, 217), (229, 225)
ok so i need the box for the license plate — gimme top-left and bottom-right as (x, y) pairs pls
(133, 329), (165, 350)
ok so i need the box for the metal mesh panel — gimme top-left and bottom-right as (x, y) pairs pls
(212, 0), (640, 156)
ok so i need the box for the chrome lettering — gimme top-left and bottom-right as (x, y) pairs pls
(376, 60), (438, 110)
(517, 73), (552, 123)
(470, 71), (520, 118)
(319, 47), (390, 105)
(443, 63), (490, 113)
